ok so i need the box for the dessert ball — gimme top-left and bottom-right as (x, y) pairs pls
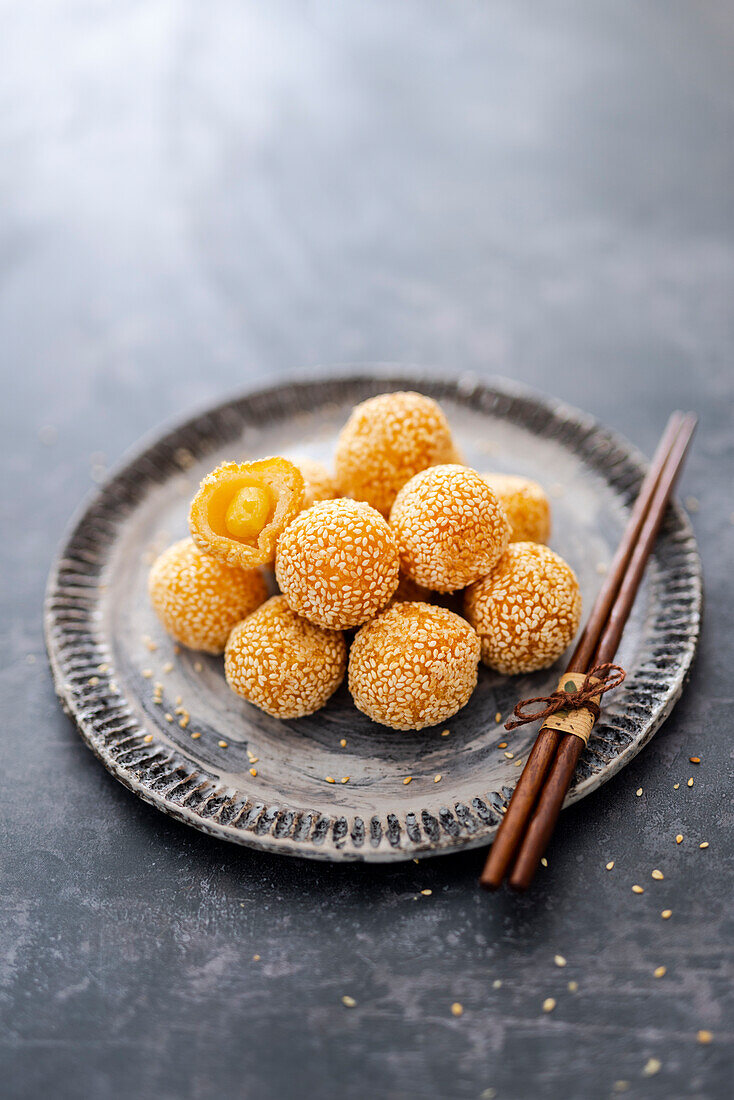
(464, 542), (582, 674)
(225, 596), (346, 719)
(390, 464), (510, 592)
(275, 498), (399, 629)
(189, 457), (304, 569)
(148, 538), (267, 654)
(334, 391), (456, 515)
(294, 458), (340, 510)
(482, 473), (551, 544)
(348, 602), (481, 730)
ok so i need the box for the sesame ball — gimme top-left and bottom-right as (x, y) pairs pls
(148, 538), (267, 654)
(294, 458), (340, 509)
(189, 457), (304, 569)
(389, 464), (510, 592)
(225, 596), (346, 719)
(275, 498), (399, 629)
(463, 542), (582, 674)
(482, 473), (551, 544)
(348, 602), (481, 730)
(334, 391), (457, 515)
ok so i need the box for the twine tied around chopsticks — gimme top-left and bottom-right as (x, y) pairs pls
(504, 663), (626, 732)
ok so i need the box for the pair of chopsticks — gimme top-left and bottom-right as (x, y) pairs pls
(481, 411), (698, 892)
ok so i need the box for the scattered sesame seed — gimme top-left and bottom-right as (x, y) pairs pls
(252, 955), (260, 961)
(514, 759), (523, 767)
(340, 739), (347, 748)
(540, 857), (548, 868)
(450, 1002), (463, 1017)
(143, 734), (153, 744)
(88, 676), (99, 686)
(249, 768), (258, 777)
(495, 712), (502, 723)
(441, 729), (451, 737)
(503, 751), (514, 759)
(142, 669), (153, 679)
(636, 788), (643, 797)
(143, 636), (158, 652)
(567, 981), (578, 992)
(687, 777), (694, 787)
(653, 966), (666, 978)
(554, 955), (567, 967)
(676, 835), (683, 844)
(98, 663), (109, 673)
(421, 889), (432, 896)
(673, 782), (680, 789)
(325, 776), (336, 784)
(612, 1081), (629, 1093)
(542, 998), (556, 1013)
(632, 885), (644, 894)
(697, 1030), (713, 1044)
(342, 995), (357, 1008)
(194, 661), (203, 673)
(685, 496), (699, 513)
(403, 776), (412, 785)
(492, 980), (502, 989)
(498, 741), (508, 749)
(642, 1058), (661, 1077)
(218, 740), (228, 749)
(179, 717), (189, 729)
(689, 756), (700, 764)
(661, 910), (672, 920)
(165, 713), (173, 723)
(434, 774), (442, 783)
(699, 841), (709, 849)
(651, 869), (664, 880)
(191, 732), (201, 739)
(341, 777), (350, 784)
(606, 861), (615, 870)
(162, 661), (174, 673)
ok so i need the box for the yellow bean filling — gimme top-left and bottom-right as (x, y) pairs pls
(224, 485), (272, 539)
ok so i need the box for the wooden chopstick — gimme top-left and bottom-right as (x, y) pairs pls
(507, 412), (697, 891)
(479, 411), (687, 890)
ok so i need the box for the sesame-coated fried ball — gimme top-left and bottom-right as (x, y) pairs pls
(189, 457), (304, 569)
(225, 596), (346, 719)
(482, 473), (551, 544)
(390, 464), (510, 592)
(294, 458), (340, 509)
(334, 391), (457, 515)
(463, 542), (582, 675)
(275, 498), (399, 629)
(348, 602), (481, 730)
(148, 538), (267, 654)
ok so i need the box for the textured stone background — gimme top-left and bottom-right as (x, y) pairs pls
(2, 2), (733, 1098)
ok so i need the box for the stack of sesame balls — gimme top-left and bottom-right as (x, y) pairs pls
(148, 392), (581, 730)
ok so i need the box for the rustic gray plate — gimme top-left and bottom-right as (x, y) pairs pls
(45, 371), (702, 862)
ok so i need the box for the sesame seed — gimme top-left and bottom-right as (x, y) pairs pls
(542, 998), (556, 1013)
(403, 776), (412, 785)
(687, 777), (694, 787)
(325, 776), (336, 783)
(495, 712), (502, 723)
(632, 885), (644, 894)
(142, 669), (153, 679)
(673, 782), (680, 789)
(342, 995), (357, 1008)
(661, 909), (672, 919)
(441, 729), (450, 737)
(492, 980), (502, 989)
(606, 861), (615, 870)
(421, 889), (432, 896)
(434, 774), (442, 783)
(554, 955), (567, 967)
(540, 857), (548, 868)
(194, 661), (203, 673)
(218, 740), (228, 749)
(567, 981), (578, 992)
(143, 734), (153, 744)
(450, 1002), (463, 1017)
(689, 756), (700, 764)
(341, 777), (350, 784)
(249, 768), (258, 777)
(162, 662), (174, 673)
(697, 1030), (713, 1044)
(636, 788), (643, 797)
(498, 741), (507, 749)
(340, 739), (347, 747)
(191, 732), (201, 739)
(699, 841), (709, 849)
(653, 966), (666, 978)
(252, 955), (260, 961)
(88, 676), (99, 686)
(503, 751), (514, 759)
(676, 835), (683, 844)
(642, 1058), (661, 1077)
(165, 713), (173, 723)
(651, 869), (664, 880)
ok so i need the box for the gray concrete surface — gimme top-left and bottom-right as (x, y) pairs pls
(2, 2), (733, 1098)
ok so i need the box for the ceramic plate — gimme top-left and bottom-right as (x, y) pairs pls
(45, 371), (701, 862)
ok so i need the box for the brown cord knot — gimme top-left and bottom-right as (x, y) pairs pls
(504, 663), (626, 732)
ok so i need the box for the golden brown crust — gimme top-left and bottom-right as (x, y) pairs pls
(463, 542), (582, 674)
(348, 602), (480, 730)
(188, 457), (304, 569)
(482, 473), (551, 544)
(389, 464), (510, 592)
(334, 392), (456, 515)
(148, 538), (267, 654)
(275, 498), (399, 629)
(224, 596), (346, 718)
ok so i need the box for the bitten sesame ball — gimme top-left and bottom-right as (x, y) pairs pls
(348, 602), (481, 730)
(390, 464), (511, 592)
(225, 596), (346, 719)
(334, 391), (457, 515)
(463, 542), (582, 674)
(148, 538), (267, 654)
(482, 473), (551, 544)
(294, 458), (340, 509)
(275, 498), (399, 629)
(189, 457), (304, 570)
